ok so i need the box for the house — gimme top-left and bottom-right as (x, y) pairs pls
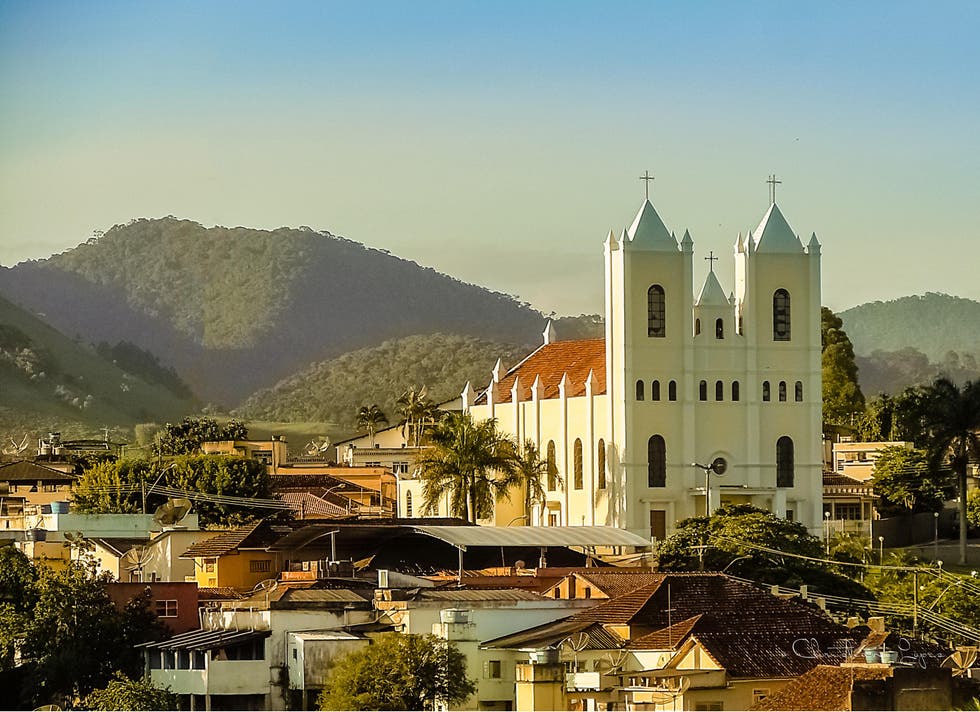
(180, 522), (297, 590)
(201, 436), (288, 471)
(106, 581), (200, 634)
(830, 440), (912, 480)
(823, 472), (877, 537)
(464, 191), (824, 537)
(0, 460), (75, 526)
(270, 471), (395, 518)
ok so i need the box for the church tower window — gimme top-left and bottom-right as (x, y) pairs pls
(573, 439), (583, 490)
(651, 380), (661, 401)
(763, 381), (771, 402)
(668, 381), (677, 401)
(773, 289), (791, 341)
(405, 491), (413, 518)
(647, 285), (666, 337)
(699, 381), (707, 401)
(715, 318), (724, 339)
(779, 381), (787, 402)
(732, 381), (740, 401)
(795, 381), (804, 402)
(695, 318), (701, 336)
(636, 380), (645, 401)
(647, 435), (666, 487)
(715, 380), (723, 401)
(597, 439), (606, 490)
(776, 436), (794, 487)
(546, 441), (558, 491)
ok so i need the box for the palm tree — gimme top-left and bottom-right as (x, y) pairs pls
(416, 413), (516, 523)
(355, 405), (389, 447)
(397, 386), (438, 447)
(504, 439), (559, 523)
(918, 377), (980, 565)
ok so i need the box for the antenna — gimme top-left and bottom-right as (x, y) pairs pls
(942, 646), (978, 677)
(125, 545), (154, 580)
(153, 498), (192, 528)
(252, 578), (279, 607)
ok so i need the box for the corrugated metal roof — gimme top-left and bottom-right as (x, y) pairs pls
(482, 618), (623, 650)
(139, 628), (270, 651)
(411, 525), (651, 549)
(417, 588), (543, 602)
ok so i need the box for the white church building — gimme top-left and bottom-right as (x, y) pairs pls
(464, 189), (823, 541)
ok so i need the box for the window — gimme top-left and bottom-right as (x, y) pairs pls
(647, 285), (666, 337)
(752, 690), (771, 705)
(597, 439), (606, 490)
(731, 381), (740, 401)
(155, 600), (178, 618)
(779, 381), (787, 402)
(546, 441), (558, 491)
(584, 586), (592, 599)
(715, 318), (724, 339)
(777, 436), (794, 488)
(795, 381), (804, 402)
(715, 380), (723, 401)
(486, 660), (502, 679)
(668, 380), (677, 401)
(695, 318), (701, 336)
(651, 380), (661, 401)
(695, 703), (723, 711)
(647, 435), (666, 487)
(762, 381), (771, 402)
(636, 380), (644, 401)
(573, 439), (583, 490)
(249, 559), (272, 573)
(405, 491), (413, 518)
(773, 289), (791, 341)
(738, 315), (744, 335)
(835, 503), (863, 520)
(204, 558), (216, 573)
(699, 380), (707, 401)
(650, 509), (667, 540)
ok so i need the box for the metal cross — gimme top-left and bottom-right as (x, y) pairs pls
(767, 174), (782, 203)
(639, 170), (655, 200)
(705, 251), (718, 271)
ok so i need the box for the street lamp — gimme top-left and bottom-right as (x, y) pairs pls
(878, 535), (885, 566)
(933, 511), (940, 561)
(824, 511), (831, 555)
(692, 458), (728, 517)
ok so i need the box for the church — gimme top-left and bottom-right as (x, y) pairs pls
(464, 182), (823, 540)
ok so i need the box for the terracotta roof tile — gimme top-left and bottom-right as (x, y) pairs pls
(628, 615), (702, 650)
(180, 526), (260, 558)
(575, 570), (666, 599)
(0, 460), (76, 482)
(693, 631), (862, 678)
(750, 664), (893, 710)
(476, 339), (605, 404)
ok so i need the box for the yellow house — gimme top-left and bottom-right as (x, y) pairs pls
(181, 523), (287, 590)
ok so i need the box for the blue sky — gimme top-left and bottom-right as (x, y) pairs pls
(2, 1), (978, 314)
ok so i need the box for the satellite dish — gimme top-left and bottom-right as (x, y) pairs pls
(942, 646), (978, 676)
(595, 650), (629, 674)
(561, 632), (590, 654)
(252, 578), (279, 594)
(711, 457), (727, 476)
(124, 545), (153, 573)
(153, 498), (192, 527)
(33, 705), (62, 711)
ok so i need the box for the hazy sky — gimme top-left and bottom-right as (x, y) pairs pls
(1, 1), (978, 316)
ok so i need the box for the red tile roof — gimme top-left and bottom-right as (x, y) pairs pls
(750, 664), (893, 710)
(476, 339), (605, 404)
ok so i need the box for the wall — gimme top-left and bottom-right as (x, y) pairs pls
(106, 581), (200, 634)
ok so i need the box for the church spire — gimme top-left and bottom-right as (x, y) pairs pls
(626, 199), (678, 251)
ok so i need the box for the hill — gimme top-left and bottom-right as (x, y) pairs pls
(235, 333), (530, 439)
(0, 292), (196, 438)
(0, 218), (546, 406)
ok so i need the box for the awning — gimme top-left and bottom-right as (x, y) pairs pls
(410, 525), (651, 550)
(138, 628), (270, 651)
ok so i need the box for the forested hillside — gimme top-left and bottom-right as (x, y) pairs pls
(235, 333), (530, 437)
(0, 218), (546, 404)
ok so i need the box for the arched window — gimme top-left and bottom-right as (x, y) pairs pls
(573, 439), (583, 490)
(648, 435), (666, 487)
(597, 439), (606, 490)
(715, 318), (724, 339)
(795, 381), (804, 402)
(668, 380), (677, 401)
(647, 285), (666, 338)
(732, 381), (740, 401)
(779, 381), (787, 402)
(651, 380), (661, 401)
(738, 315), (744, 335)
(546, 441), (558, 491)
(773, 289), (791, 341)
(715, 380), (724, 401)
(763, 381), (771, 402)
(699, 380), (707, 401)
(405, 491), (413, 518)
(695, 318), (701, 336)
(636, 380), (645, 401)
(776, 436), (794, 488)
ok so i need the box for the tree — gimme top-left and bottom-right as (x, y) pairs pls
(81, 672), (177, 711)
(417, 413), (516, 523)
(73, 459), (155, 514)
(968, 488), (980, 530)
(822, 307), (866, 425)
(858, 388), (927, 442)
(153, 417), (248, 456)
(871, 446), (953, 516)
(916, 378), (980, 564)
(318, 633), (475, 711)
(355, 405), (388, 447)
(509, 439), (553, 517)
(396, 386), (438, 447)
(657, 504), (869, 598)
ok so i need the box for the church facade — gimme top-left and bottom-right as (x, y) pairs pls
(464, 192), (823, 539)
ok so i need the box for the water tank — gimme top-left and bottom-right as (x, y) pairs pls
(441, 609), (469, 624)
(25, 528), (47, 542)
(50, 501), (69, 514)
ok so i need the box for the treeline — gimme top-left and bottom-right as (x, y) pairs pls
(95, 340), (196, 400)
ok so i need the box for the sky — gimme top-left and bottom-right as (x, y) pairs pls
(1, 1), (978, 316)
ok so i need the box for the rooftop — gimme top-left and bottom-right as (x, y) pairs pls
(475, 338), (605, 404)
(750, 664), (893, 710)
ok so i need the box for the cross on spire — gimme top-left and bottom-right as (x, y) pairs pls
(705, 251), (718, 272)
(767, 174), (782, 203)
(639, 170), (655, 200)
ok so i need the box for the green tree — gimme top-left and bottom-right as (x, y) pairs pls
(916, 377), (980, 565)
(317, 634), (475, 711)
(510, 439), (553, 517)
(73, 459), (155, 514)
(871, 446), (953, 516)
(166, 454), (275, 527)
(355, 404), (388, 447)
(80, 672), (177, 711)
(153, 417), (248, 455)
(822, 307), (866, 425)
(417, 413), (516, 523)
(397, 386), (438, 447)
(858, 388), (927, 442)
(657, 504), (869, 597)
(0, 546), (37, 614)
(968, 488), (980, 530)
